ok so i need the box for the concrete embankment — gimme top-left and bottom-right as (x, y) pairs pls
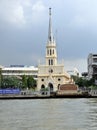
(0, 94), (94, 99)
(0, 95), (51, 99)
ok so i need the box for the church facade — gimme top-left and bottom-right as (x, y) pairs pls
(37, 8), (72, 92)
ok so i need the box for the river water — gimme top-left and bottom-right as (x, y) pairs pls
(0, 98), (97, 130)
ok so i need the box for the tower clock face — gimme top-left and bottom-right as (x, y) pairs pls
(49, 68), (53, 73)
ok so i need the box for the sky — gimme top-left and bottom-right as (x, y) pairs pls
(0, 0), (97, 74)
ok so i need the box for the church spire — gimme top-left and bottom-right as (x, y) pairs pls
(48, 8), (53, 43)
(46, 8), (57, 66)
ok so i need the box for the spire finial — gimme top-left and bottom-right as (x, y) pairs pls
(49, 7), (51, 16)
(48, 7), (53, 43)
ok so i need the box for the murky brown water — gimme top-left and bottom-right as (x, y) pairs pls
(0, 98), (97, 130)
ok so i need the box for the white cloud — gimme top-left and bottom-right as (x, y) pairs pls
(32, 1), (46, 12)
(0, 0), (47, 26)
(11, 5), (25, 24)
(31, 1), (47, 24)
(0, 0), (25, 25)
(21, 0), (31, 7)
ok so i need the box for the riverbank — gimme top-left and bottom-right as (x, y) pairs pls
(0, 94), (96, 99)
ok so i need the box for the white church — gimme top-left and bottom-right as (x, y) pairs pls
(37, 8), (73, 93)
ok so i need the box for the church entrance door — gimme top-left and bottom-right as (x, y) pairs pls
(48, 83), (53, 93)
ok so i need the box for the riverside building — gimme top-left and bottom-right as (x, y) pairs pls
(37, 8), (73, 92)
(88, 53), (97, 83)
(1, 65), (38, 80)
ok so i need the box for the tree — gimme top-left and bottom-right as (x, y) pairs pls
(87, 78), (95, 86)
(1, 76), (22, 89)
(22, 75), (27, 89)
(75, 77), (84, 87)
(27, 76), (37, 90)
(72, 75), (96, 88)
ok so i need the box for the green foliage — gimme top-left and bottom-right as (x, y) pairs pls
(27, 76), (32, 88)
(72, 75), (95, 87)
(0, 74), (37, 90)
(75, 77), (84, 87)
(1, 76), (22, 89)
(28, 76), (37, 89)
(22, 75), (37, 90)
(89, 85), (97, 90)
(22, 75), (27, 89)
(87, 78), (95, 86)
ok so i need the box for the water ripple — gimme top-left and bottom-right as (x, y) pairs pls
(0, 99), (97, 130)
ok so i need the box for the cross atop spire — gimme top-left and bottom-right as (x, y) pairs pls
(48, 8), (54, 43)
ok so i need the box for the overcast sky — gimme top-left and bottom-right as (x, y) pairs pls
(0, 0), (97, 73)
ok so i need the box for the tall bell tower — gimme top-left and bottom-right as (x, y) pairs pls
(37, 8), (71, 92)
(45, 8), (57, 66)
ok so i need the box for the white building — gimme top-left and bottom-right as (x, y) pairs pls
(67, 68), (80, 77)
(1, 65), (38, 79)
(37, 8), (72, 92)
(88, 53), (97, 80)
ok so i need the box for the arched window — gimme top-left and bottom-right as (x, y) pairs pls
(41, 84), (45, 89)
(41, 84), (45, 95)
(58, 84), (60, 90)
(53, 49), (54, 54)
(51, 59), (53, 65)
(49, 59), (50, 65)
(47, 50), (49, 55)
(50, 49), (51, 55)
